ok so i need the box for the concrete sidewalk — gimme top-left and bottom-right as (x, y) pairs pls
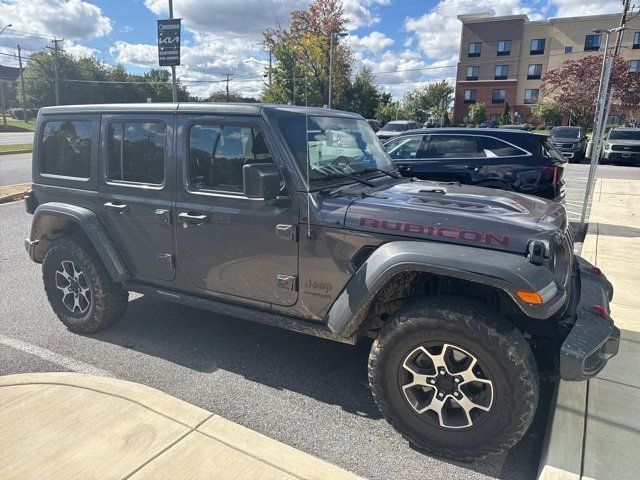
(0, 372), (361, 480)
(539, 178), (640, 480)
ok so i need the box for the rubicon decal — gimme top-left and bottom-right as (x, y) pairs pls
(359, 217), (511, 246)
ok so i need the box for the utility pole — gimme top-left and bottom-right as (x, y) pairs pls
(0, 81), (6, 128)
(168, 0), (178, 102)
(224, 73), (233, 102)
(47, 38), (63, 106)
(268, 50), (272, 87)
(17, 45), (27, 122)
(291, 56), (296, 106)
(614, 0), (630, 55)
(328, 31), (348, 109)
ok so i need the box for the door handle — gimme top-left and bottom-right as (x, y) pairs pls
(399, 165), (413, 172)
(465, 165), (481, 170)
(178, 212), (209, 226)
(104, 202), (129, 213)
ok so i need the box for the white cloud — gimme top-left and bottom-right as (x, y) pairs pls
(348, 31), (394, 53)
(342, 0), (391, 30)
(547, 1), (622, 18)
(65, 42), (98, 59)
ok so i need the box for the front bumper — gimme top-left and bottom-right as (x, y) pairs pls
(602, 151), (640, 163)
(560, 256), (619, 381)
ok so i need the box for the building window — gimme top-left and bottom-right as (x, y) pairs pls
(108, 122), (166, 185)
(527, 64), (543, 80)
(464, 89), (477, 103)
(495, 65), (509, 80)
(40, 120), (92, 178)
(524, 89), (539, 104)
(634, 32), (640, 49)
(564, 46), (573, 53)
(530, 38), (546, 55)
(497, 40), (511, 56)
(466, 66), (479, 80)
(468, 42), (482, 57)
(630, 60), (640, 73)
(584, 34), (601, 51)
(492, 89), (506, 104)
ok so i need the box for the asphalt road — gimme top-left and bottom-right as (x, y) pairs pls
(0, 131), (34, 145)
(0, 153), (32, 186)
(0, 162), (638, 480)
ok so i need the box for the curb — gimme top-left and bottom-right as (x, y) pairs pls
(0, 182), (30, 204)
(0, 148), (32, 156)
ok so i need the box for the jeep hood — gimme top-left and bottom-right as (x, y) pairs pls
(607, 139), (640, 145)
(344, 181), (566, 254)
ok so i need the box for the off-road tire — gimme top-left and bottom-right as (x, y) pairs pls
(368, 296), (538, 461)
(42, 238), (128, 334)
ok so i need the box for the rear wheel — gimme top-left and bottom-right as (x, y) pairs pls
(43, 238), (128, 334)
(368, 297), (538, 460)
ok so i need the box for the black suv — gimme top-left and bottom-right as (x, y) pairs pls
(384, 128), (566, 202)
(549, 126), (587, 161)
(24, 104), (617, 460)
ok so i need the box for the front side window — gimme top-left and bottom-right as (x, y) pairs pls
(384, 135), (425, 160)
(466, 65), (479, 80)
(497, 40), (511, 55)
(524, 89), (539, 104)
(629, 60), (640, 73)
(478, 136), (527, 157)
(425, 135), (483, 158)
(495, 65), (508, 80)
(468, 42), (482, 57)
(276, 114), (395, 188)
(188, 124), (273, 193)
(530, 38), (546, 54)
(634, 32), (640, 49)
(527, 64), (543, 79)
(492, 89), (506, 103)
(585, 34), (601, 51)
(464, 89), (476, 103)
(40, 120), (92, 178)
(107, 122), (165, 185)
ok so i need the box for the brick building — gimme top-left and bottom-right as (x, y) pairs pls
(452, 12), (640, 126)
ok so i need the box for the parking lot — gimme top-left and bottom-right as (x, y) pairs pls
(0, 154), (638, 480)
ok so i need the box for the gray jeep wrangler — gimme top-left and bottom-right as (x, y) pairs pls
(25, 103), (619, 460)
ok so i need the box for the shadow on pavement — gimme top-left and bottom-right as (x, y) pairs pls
(597, 223), (640, 238)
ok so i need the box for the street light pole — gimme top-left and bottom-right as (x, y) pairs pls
(328, 31), (347, 109)
(0, 24), (12, 36)
(579, 26), (626, 231)
(168, 0), (178, 102)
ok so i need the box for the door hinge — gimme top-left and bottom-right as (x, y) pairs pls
(157, 253), (175, 269)
(276, 274), (298, 292)
(276, 224), (297, 241)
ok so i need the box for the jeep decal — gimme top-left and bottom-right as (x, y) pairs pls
(359, 217), (511, 246)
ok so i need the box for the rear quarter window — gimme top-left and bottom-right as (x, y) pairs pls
(40, 120), (92, 178)
(478, 136), (528, 157)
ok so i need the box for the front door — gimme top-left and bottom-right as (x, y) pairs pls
(98, 114), (175, 281)
(174, 115), (299, 306)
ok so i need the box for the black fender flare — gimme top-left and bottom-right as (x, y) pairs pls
(326, 241), (566, 338)
(26, 202), (129, 282)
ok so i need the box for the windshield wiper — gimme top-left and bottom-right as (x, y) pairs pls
(365, 168), (402, 179)
(314, 166), (376, 187)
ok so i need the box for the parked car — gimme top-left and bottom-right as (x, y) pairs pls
(376, 120), (421, 141)
(366, 119), (380, 132)
(24, 104), (618, 461)
(384, 128), (567, 202)
(498, 124), (531, 131)
(549, 126), (587, 161)
(479, 120), (498, 128)
(601, 128), (640, 165)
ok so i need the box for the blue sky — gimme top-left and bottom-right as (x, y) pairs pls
(0, 0), (625, 99)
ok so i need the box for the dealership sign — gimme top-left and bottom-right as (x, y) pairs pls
(157, 19), (181, 66)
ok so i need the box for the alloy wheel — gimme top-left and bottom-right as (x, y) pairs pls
(55, 260), (91, 314)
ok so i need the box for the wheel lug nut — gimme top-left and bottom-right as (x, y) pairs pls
(454, 391), (460, 397)
(454, 377), (460, 383)
(438, 391), (444, 398)
(429, 378), (436, 385)
(439, 369), (446, 375)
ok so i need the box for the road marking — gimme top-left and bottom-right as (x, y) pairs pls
(0, 335), (112, 376)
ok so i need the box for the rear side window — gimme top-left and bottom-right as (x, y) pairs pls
(40, 120), (92, 178)
(188, 124), (273, 193)
(107, 122), (165, 185)
(425, 135), (484, 158)
(477, 136), (528, 157)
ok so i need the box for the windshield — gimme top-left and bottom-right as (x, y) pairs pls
(276, 114), (396, 187)
(381, 122), (406, 132)
(551, 127), (580, 138)
(608, 130), (640, 141)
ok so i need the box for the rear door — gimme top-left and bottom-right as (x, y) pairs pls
(97, 114), (176, 281)
(174, 115), (299, 306)
(406, 134), (487, 183)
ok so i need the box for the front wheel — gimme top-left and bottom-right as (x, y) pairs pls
(368, 297), (538, 460)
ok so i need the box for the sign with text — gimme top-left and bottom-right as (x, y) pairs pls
(157, 19), (181, 66)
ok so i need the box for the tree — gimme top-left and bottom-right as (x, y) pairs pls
(468, 102), (487, 125)
(400, 89), (430, 123)
(541, 55), (640, 129)
(262, 0), (352, 108)
(207, 90), (259, 103)
(424, 80), (454, 125)
(531, 103), (560, 127)
(399, 79), (453, 124)
(500, 102), (511, 125)
(376, 102), (401, 123)
(345, 68), (381, 118)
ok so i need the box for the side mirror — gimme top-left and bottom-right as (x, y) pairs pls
(243, 163), (282, 199)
